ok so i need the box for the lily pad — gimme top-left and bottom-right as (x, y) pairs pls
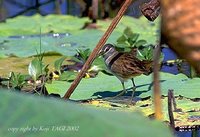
(0, 15), (159, 58)
(83, 96), (200, 128)
(0, 14), (90, 36)
(46, 72), (200, 100)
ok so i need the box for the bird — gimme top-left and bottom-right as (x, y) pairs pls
(99, 43), (153, 99)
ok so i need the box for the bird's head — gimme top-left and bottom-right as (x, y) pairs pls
(99, 44), (116, 58)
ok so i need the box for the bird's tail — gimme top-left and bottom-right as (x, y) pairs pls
(142, 60), (154, 75)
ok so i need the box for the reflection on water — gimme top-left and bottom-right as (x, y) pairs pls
(60, 42), (78, 47)
(8, 33), (70, 39)
(7, 32), (79, 48)
(0, 40), (9, 50)
(0, 45), (8, 50)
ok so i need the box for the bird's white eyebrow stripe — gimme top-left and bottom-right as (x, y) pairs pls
(104, 47), (113, 54)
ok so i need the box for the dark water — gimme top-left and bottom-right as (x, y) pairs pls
(161, 47), (191, 77)
(175, 130), (200, 137)
(3, 0), (149, 18)
(3, 0), (72, 17)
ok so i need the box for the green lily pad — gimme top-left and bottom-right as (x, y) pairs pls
(0, 15), (159, 58)
(0, 29), (105, 57)
(46, 72), (200, 100)
(83, 96), (200, 128)
(0, 14), (89, 36)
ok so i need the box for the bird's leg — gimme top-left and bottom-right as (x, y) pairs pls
(113, 81), (126, 98)
(131, 78), (136, 100)
(103, 81), (126, 101)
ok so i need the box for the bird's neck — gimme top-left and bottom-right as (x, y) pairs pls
(103, 51), (123, 68)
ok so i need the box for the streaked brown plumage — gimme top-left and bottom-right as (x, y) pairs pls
(99, 44), (153, 98)
(111, 51), (152, 80)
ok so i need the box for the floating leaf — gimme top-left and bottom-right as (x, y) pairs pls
(46, 72), (200, 100)
(92, 57), (107, 71)
(0, 15), (158, 58)
(59, 71), (77, 81)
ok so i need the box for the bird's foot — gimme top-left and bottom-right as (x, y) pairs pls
(130, 87), (136, 102)
(113, 90), (126, 98)
(103, 90), (126, 101)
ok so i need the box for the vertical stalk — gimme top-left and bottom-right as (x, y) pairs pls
(192, 130), (199, 137)
(92, 0), (98, 22)
(168, 90), (175, 129)
(67, 0), (70, 15)
(0, 0), (6, 22)
(55, 0), (61, 14)
(153, 44), (163, 120)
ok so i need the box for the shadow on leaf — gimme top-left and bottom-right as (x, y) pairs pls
(92, 80), (166, 98)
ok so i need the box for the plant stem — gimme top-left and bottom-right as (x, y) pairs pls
(192, 130), (199, 137)
(63, 0), (133, 99)
(153, 44), (163, 120)
(168, 89), (175, 129)
(170, 89), (178, 111)
(92, 0), (98, 22)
